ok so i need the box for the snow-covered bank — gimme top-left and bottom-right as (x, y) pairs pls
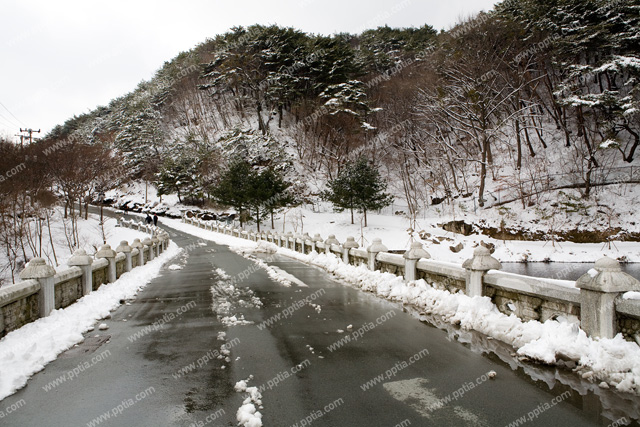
(0, 242), (181, 401)
(105, 180), (640, 264)
(167, 218), (640, 395)
(235, 206), (640, 264)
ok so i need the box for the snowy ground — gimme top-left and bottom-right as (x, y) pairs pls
(0, 208), (150, 288)
(249, 204), (640, 264)
(166, 218), (640, 396)
(0, 242), (182, 400)
(105, 181), (640, 264)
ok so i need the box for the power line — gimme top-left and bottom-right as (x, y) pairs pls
(0, 100), (26, 127)
(0, 111), (20, 128)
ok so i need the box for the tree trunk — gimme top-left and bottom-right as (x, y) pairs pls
(478, 139), (489, 208)
(256, 208), (261, 232)
(515, 118), (522, 170)
(622, 125), (639, 162)
(257, 102), (267, 135)
(364, 210), (368, 227)
(350, 207), (354, 225)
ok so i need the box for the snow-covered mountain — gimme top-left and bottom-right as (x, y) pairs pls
(40, 0), (640, 239)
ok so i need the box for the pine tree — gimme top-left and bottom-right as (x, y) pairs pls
(257, 168), (294, 230)
(213, 161), (293, 230)
(322, 158), (393, 226)
(212, 160), (255, 226)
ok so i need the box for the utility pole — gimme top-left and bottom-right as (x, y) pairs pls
(14, 133), (26, 146)
(19, 128), (40, 144)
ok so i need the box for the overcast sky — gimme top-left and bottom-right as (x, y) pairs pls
(0, 0), (499, 141)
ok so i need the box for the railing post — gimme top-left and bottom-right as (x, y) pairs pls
(161, 232), (169, 251)
(342, 237), (359, 264)
(404, 242), (430, 282)
(151, 236), (160, 258)
(20, 258), (56, 317)
(116, 240), (133, 272)
(462, 246), (501, 297)
(302, 233), (312, 254)
(143, 238), (154, 262)
(96, 245), (117, 283)
(156, 234), (164, 254)
(324, 235), (339, 255)
(131, 238), (144, 266)
(312, 234), (323, 253)
(576, 257), (640, 339)
(68, 249), (93, 295)
(367, 238), (387, 271)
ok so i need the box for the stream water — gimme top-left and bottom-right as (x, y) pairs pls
(501, 262), (640, 282)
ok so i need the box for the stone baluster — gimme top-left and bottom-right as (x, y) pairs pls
(142, 237), (154, 261)
(342, 237), (359, 264)
(367, 238), (388, 271)
(576, 257), (640, 339)
(312, 234), (323, 253)
(462, 246), (501, 297)
(116, 240), (133, 272)
(404, 242), (430, 282)
(131, 238), (144, 266)
(20, 258), (56, 317)
(324, 235), (340, 255)
(96, 244), (117, 283)
(68, 249), (93, 295)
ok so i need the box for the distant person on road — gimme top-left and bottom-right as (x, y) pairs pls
(153, 214), (158, 226)
(145, 214), (152, 225)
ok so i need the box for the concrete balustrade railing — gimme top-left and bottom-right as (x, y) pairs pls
(0, 219), (171, 338)
(183, 213), (640, 343)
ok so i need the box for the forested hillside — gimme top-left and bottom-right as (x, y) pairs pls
(2, 0), (639, 242)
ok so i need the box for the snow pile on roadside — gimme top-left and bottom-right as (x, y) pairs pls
(267, 265), (309, 288)
(235, 376), (263, 427)
(277, 247), (640, 395)
(0, 242), (182, 400)
(253, 241), (278, 254)
(207, 233), (307, 288)
(164, 219), (257, 251)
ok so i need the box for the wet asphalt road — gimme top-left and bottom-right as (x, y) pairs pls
(0, 219), (631, 427)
